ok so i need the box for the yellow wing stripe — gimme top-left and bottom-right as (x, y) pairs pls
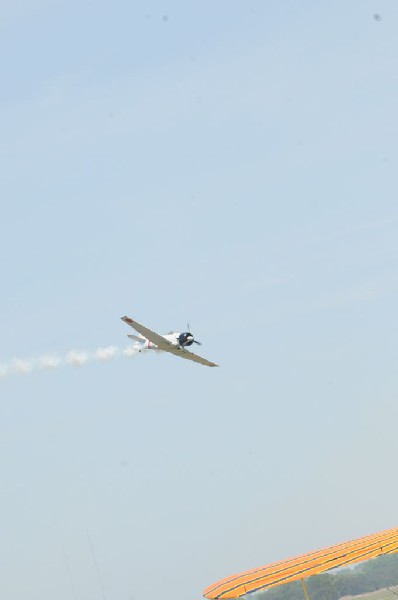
(203, 527), (398, 599)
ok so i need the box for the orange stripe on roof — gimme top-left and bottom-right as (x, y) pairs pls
(203, 527), (398, 599)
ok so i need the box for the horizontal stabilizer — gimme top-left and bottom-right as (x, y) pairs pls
(127, 334), (144, 342)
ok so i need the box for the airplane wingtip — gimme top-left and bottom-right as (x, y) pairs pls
(121, 315), (134, 324)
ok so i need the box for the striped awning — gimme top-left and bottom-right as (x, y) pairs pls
(203, 527), (398, 599)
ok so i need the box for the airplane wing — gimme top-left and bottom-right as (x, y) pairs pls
(166, 346), (218, 368)
(121, 316), (172, 350)
(121, 315), (218, 367)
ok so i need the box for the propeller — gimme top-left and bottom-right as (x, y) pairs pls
(178, 326), (202, 347)
(187, 323), (201, 345)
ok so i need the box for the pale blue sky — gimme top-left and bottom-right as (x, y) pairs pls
(1, 2), (398, 599)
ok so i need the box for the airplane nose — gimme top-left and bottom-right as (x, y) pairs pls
(178, 332), (195, 346)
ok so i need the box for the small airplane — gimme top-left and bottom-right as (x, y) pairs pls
(121, 315), (218, 367)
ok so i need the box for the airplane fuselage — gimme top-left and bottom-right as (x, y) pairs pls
(133, 331), (194, 351)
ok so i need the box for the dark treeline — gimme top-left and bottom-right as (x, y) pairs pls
(254, 554), (398, 600)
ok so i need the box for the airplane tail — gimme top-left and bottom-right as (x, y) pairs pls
(127, 334), (145, 343)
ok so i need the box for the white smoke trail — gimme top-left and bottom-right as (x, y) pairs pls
(39, 355), (62, 370)
(66, 350), (89, 367)
(123, 345), (141, 357)
(0, 344), (142, 379)
(0, 365), (10, 378)
(95, 346), (119, 361)
(12, 358), (33, 375)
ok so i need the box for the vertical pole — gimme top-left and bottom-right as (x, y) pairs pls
(301, 579), (310, 600)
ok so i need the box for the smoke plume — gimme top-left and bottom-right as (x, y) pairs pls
(0, 344), (143, 379)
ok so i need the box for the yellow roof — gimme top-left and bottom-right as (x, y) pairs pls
(203, 527), (398, 599)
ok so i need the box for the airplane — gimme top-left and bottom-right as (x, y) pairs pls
(121, 315), (218, 367)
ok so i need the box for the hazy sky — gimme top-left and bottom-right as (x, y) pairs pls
(1, 2), (398, 599)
